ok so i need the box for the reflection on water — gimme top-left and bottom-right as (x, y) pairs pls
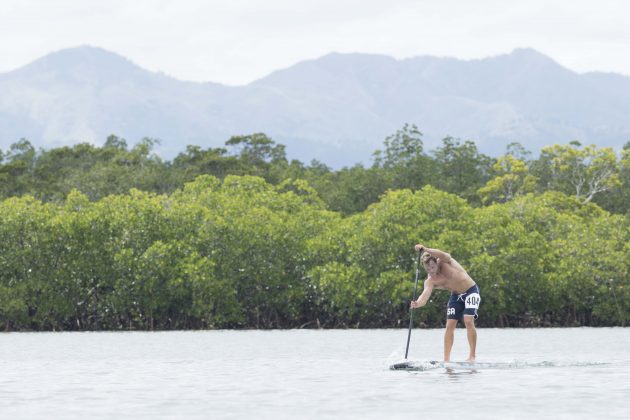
(444, 368), (479, 378)
(0, 328), (629, 419)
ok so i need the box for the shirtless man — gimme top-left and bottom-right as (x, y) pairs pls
(410, 244), (481, 362)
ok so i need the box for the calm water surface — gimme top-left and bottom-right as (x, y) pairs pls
(1, 328), (629, 419)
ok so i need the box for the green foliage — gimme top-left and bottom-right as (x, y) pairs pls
(372, 124), (434, 193)
(314, 165), (389, 215)
(431, 136), (493, 202)
(478, 155), (538, 204)
(1, 127), (629, 329)
(533, 143), (620, 203)
(593, 142), (630, 214)
(2, 129), (629, 216)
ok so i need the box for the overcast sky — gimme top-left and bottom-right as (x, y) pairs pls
(1, 0), (629, 85)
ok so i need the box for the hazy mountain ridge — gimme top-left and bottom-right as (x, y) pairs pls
(1, 46), (629, 167)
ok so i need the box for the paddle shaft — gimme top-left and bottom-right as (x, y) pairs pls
(404, 251), (422, 359)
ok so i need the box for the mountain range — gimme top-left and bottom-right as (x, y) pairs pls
(1, 46), (630, 167)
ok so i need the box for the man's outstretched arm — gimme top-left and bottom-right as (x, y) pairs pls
(411, 278), (434, 309)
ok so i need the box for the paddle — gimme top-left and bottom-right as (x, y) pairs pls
(404, 249), (422, 359)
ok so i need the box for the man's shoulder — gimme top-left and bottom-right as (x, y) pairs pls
(444, 257), (465, 269)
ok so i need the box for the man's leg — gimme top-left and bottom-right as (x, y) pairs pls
(443, 319), (458, 362)
(463, 315), (477, 362)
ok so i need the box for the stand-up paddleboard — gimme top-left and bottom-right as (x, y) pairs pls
(390, 360), (543, 371)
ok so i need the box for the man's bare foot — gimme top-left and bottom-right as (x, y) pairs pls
(465, 357), (476, 363)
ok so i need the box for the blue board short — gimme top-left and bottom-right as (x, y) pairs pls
(447, 284), (481, 320)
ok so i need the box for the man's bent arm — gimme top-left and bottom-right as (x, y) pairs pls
(417, 244), (452, 264)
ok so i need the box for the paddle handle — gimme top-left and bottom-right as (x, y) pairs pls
(404, 251), (422, 359)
